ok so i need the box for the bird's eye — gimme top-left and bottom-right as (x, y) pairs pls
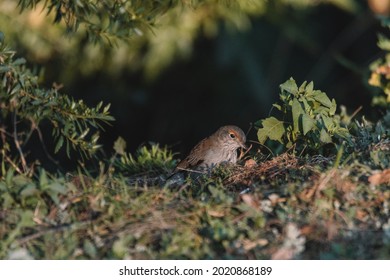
(229, 133), (236, 139)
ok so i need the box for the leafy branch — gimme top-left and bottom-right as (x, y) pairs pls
(17, 0), (180, 44)
(15, 0), (268, 44)
(0, 36), (114, 174)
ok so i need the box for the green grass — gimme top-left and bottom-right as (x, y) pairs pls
(0, 135), (389, 259)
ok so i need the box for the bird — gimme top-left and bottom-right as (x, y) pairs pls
(172, 125), (247, 175)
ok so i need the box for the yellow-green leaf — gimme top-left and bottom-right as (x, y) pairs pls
(302, 114), (316, 135)
(320, 128), (332, 143)
(280, 77), (298, 95)
(114, 137), (127, 156)
(313, 91), (333, 108)
(257, 117), (285, 144)
(292, 98), (303, 134)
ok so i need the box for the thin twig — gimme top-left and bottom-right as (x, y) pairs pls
(350, 106), (363, 121)
(13, 111), (28, 173)
(0, 127), (14, 138)
(246, 123), (253, 137)
(175, 167), (205, 174)
(33, 122), (60, 166)
(248, 140), (275, 157)
(316, 169), (337, 196)
(3, 154), (23, 174)
(239, 143), (252, 160)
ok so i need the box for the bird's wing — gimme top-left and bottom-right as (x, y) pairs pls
(174, 138), (208, 171)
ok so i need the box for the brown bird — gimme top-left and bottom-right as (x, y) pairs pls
(173, 125), (247, 174)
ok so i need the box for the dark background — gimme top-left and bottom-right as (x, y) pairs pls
(70, 5), (381, 155)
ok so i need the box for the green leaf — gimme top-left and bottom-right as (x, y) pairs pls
(320, 128), (332, 143)
(335, 127), (350, 139)
(19, 210), (35, 227)
(12, 57), (26, 66)
(272, 103), (282, 111)
(321, 115), (333, 130)
(112, 237), (127, 258)
(313, 91), (333, 108)
(377, 33), (390, 51)
(329, 99), (337, 116)
(20, 184), (39, 197)
(0, 182), (6, 191)
(280, 77), (298, 95)
(301, 98), (311, 113)
(83, 239), (97, 259)
(66, 140), (71, 158)
(302, 114), (316, 135)
(257, 117), (285, 144)
(0, 65), (10, 73)
(306, 81), (314, 94)
(298, 81), (307, 92)
(114, 136), (127, 156)
(47, 190), (60, 205)
(292, 98), (304, 135)
(39, 169), (49, 187)
(46, 183), (67, 194)
(13, 175), (31, 187)
(54, 136), (64, 154)
(4, 171), (15, 188)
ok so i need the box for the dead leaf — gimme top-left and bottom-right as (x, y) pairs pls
(241, 194), (259, 209)
(244, 159), (257, 168)
(268, 193), (286, 205)
(356, 209), (368, 221)
(242, 239), (268, 250)
(271, 248), (294, 260)
(299, 187), (316, 201)
(300, 225), (313, 236)
(368, 169), (390, 186)
(207, 210), (225, 217)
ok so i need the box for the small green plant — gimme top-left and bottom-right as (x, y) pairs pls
(112, 137), (175, 175)
(256, 78), (350, 155)
(346, 111), (390, 169)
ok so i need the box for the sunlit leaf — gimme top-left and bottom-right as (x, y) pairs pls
(292, 98), (303, 134)
(313, 91), (333, 108)
(114, 137), (127, 156)
(302, 114), (316, 135)
(257, 117), (285, 144)
(320, 128), (332, 143)
(280, 77), (298, 95)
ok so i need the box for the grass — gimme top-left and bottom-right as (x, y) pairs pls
(0, 133), (389, 259)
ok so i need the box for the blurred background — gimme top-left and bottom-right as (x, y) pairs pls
(0, 0), (389, 165)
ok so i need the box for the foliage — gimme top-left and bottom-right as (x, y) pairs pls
(17, 0), (174, 43)
(0, 36), (114, 174)
(14, 0), (298, 44)
(1, 144), (389, 260)
(15, 0), (357, 43)
(256, 78), (350, 155)
(345, 111), (390, 169)
(0, 0), (355, 80)
(368, 18), (390, 107)
(112, 137), (176, 175)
